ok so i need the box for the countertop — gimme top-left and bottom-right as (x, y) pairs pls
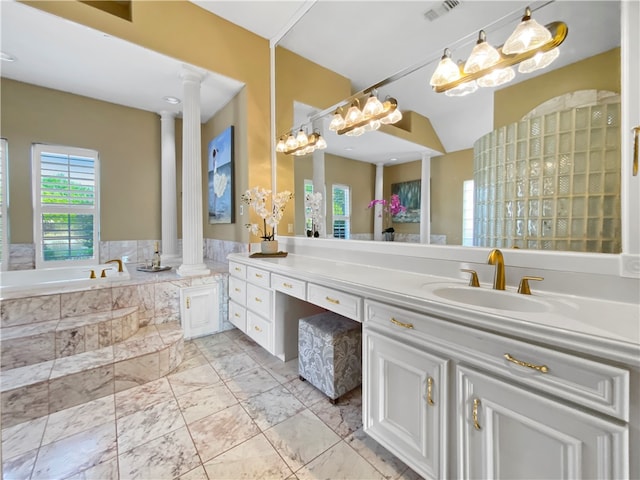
(229, 252), (640, 367)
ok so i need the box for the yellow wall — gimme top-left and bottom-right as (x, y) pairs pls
(1, 79), (162, 242)
(494, 48), (620, 128)
(24, 0), (271, 243)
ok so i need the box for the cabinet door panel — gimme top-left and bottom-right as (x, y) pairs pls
(364, 327), (448, 480)
(457, 365), (628, 480)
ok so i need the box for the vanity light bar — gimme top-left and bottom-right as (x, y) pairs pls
(432, 21), (568, 94)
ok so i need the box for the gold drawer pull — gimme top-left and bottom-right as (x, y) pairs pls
(283, 282), (293, 289)
(234, 267), (241, 272)
(186, 297), (191, 309)
(234, 288), (241, 292)
(255, 297), (262, 303)
(633, 126), (639, 176)
(255, 273), (263, 278)
(234, 313), (240, 318)
(326, 296), (340, 304)
(504, 353), (549, 373)
(390, 317), (414, 329)
(473, 398), (481, 430)
(254, 325), (262, 332)
(427, 377), (435, 406)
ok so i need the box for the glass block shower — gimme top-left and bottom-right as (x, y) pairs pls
(473, 102), (621, 253)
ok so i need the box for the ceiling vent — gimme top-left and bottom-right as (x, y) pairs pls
(424, 0), (461, 22)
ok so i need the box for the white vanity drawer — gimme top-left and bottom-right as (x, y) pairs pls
(246, 283), (272, 318)
(366, 300), (630, 421)
(246, 310), (272, 352)
(247, 266), (270, 287)
(307, 283), (362, 322)
(229, 261), (246, 279)
(228, 300), (246, 332)
(229, 277), (246, 304)
(272, 274), (306, 300)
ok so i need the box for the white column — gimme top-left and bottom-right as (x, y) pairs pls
(177, 67), (209, 277)
(311, 118), (326, 237)
(420, 153), (431, 244)
(159, 111), (180, 264)
(374, 162), (384, 241)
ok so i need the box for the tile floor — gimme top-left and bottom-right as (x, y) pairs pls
(2, 328), (422, 480)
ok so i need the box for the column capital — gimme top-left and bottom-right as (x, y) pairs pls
(158, 110), (176, 119)
(179, 65), (207, 83)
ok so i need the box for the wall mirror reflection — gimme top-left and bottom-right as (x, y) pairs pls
(275, 0), (622, 254)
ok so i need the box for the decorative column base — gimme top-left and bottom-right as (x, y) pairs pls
(177, 263), (210, 277)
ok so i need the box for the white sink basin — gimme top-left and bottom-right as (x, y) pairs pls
(429, 285), (550, 313)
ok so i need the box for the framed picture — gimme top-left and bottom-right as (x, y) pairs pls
(208, 126), (234, 224)
(392, 179), (421, 223)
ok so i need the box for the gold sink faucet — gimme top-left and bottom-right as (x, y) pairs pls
(487, 249), (506, 290)
(106, 258), (123, 272)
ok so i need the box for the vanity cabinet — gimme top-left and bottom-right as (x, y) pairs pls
(457, 365), (628, 479)
(363, 299), (631, 480)
(180, 284), (220, 339)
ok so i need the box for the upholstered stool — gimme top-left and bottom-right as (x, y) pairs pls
(298, 311), (362, 403)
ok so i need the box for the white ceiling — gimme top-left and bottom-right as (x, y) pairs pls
(0, 0), (620, 164)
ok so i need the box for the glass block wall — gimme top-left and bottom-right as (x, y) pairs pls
(473, 102), (621, 253)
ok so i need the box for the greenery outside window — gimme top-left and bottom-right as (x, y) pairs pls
(0, 139), (8, 271)
(304, 179), (314, 233)
(332, 184), (351, 239)
(32, 144), (100, 268)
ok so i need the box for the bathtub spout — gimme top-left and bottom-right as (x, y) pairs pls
(106, 259), (123, 272)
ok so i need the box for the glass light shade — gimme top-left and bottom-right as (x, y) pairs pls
(430, 49), (461, 87)
(345, 126), (365, 137)
(381, 108), (402, 125)
(464, 31), (501, 73)
(295, 129), (308, 147)
(445, 80), (479, 97)
(364, 119), (381, 131)
(303, 145), (314, 155)
(362, 95), (384, 116)
(477, 66), (515, 87)
(518, 47), (560, 73)
(285, 134), (298, 150)
(315, 135), (327, 149)
(344, 103), (363, 126)
(276, 137), (286, 152)
(328, 112), (345, 131)
(502, 9), (552, 55)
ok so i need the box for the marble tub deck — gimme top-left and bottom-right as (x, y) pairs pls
(1, 328), (422, 480)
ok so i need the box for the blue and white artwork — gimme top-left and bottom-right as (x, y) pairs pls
(208, 126), (234, 224)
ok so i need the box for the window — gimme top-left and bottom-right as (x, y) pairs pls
(332, 184), (350, 239)
(0, 139), (8, 271)
(462, 179), (474, 246)
(32, 144), (99, 267)
(304, 179), (314, 232)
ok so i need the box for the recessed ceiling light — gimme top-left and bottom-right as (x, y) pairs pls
(163, 96), (181, 105)
(344, 147), (354, 151)
(389, 157), (398, 162)
(1, 52), (16, 62)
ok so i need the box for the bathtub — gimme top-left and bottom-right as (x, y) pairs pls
(0, 263), (131, 299)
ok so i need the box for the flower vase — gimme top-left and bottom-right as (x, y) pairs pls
(261, 240), (278, 254)
(383, 231), (395, 241)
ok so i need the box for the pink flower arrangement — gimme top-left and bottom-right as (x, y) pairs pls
(368, 194), (407, 232)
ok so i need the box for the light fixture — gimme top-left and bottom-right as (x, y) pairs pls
(502, 7), (552, 55)
(430, 13), (567, 95)
(0, 51), (16, 62)
(277, 127), (327, 156)
(329, 93), (402, 136)
(163, 96), (181, 105)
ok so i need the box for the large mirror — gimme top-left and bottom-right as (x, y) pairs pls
(275, 1), (623, 254)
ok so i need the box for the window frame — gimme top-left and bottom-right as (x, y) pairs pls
(32, 144), (100, 268)
(462, 179), (475, 247)
(332, 183), (351, 239)
(0, 138), (8, 271)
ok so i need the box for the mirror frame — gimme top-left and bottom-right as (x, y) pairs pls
(272, 1), (640, 280)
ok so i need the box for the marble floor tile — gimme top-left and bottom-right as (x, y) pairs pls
(203, 433), (293, 479)
(295, 440), (385, 480)
(2, 381), (50, 429)
(1, 447), (38, 480)
(116, 398), (184, 453)
(114, 352), (160, 393)
(198, 340), (245, 362)
(208, 350), (261, 381)
(42, 395), (115, 446)
(224, 367), (281, 401)
(176, 383), (238, 425)
(115, 377), (174, 418)
(64, 457), (119, 480)
(310, 386), (363, 438)
(346, 427), (411, 480)
(192, 333), (229, 350)
(262, 357), (300, 384)
(118, 426), (200, 480)
(1, 416), (47, 460)
(168, 364), (221, 397)
(169, 351), (209, 375)
(263, 409), (341, 472)
(178, 465), (209, 480)
(188, 403), (260, 463)
(48, 365), (114, 414)
(31, 422), (117, 480)
(241, 385), (305, 430)
(284, 377), (327, 407)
